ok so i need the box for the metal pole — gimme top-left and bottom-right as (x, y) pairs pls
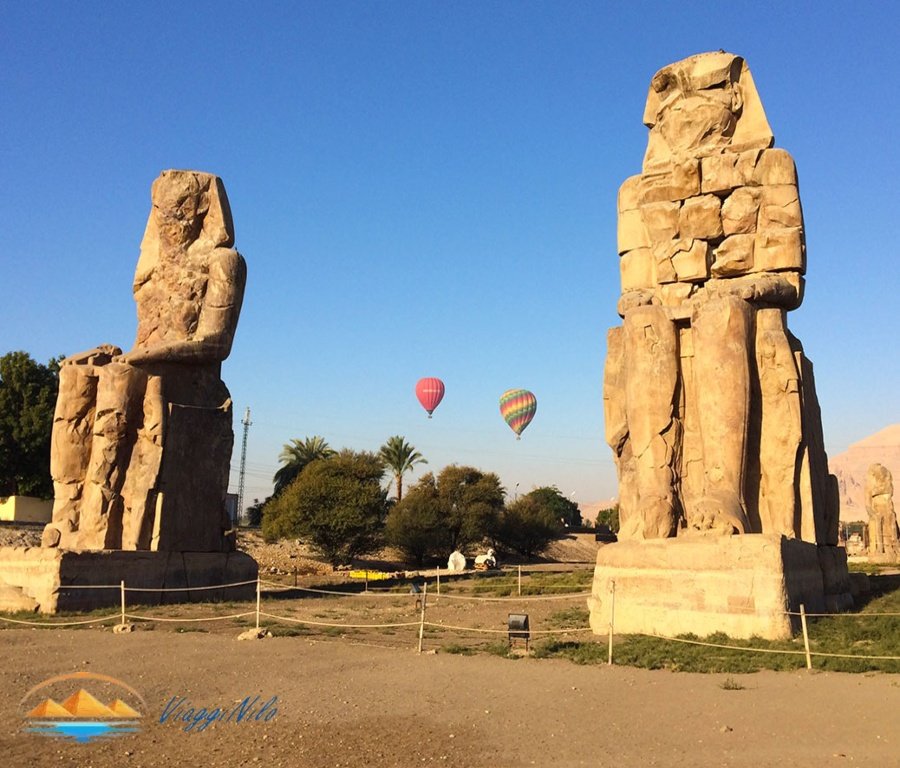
(365, 570), (369, 593)
(518, 565), (522, 597)
(607, 580), (616, 666)
(800, 603), (812, 671)
(255, 577), (261, 631)
(417, 582), (428, 653)
(436, 567), (440, 602)
(120, 580), (126, 626)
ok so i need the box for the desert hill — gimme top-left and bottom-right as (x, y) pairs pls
(830, 424), (900, 522)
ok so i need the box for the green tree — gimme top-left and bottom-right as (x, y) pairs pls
(385, 465), (505, 563)
(272, 435), (335, 495)
(524, 486), (582, 527)
(595, 504), (620, 534)
(494, 495), (562, 557)
(379, 435), (426, 502)
(262, 450), (388, 566)
(0, 351), (61, 498)
(385, 476), (444, 567)
(437, 465), (505, 553)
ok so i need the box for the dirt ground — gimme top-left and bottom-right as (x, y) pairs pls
(0, 628), (898, 768)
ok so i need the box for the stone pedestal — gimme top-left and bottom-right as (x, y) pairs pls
(0, 547), (257, 614)
(588, 535), (852, 641)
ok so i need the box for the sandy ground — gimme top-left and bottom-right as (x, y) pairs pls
(0, 629), (898, 768)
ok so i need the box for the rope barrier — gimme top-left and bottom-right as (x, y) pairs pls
(0, 613), (120, 627)
(424, 591), (593, 603)
(422, 622), (594, 636)
(125, 579), (259, 593)
(123, 611), (257, 623)
(259, 611), (419, 629)
(57, 584), (120, 590)
(786, 610), (900, 618)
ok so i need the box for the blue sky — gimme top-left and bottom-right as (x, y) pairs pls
(2, 1), (898, 511)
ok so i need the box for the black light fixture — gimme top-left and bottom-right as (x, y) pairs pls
(508, 613), (530, 651)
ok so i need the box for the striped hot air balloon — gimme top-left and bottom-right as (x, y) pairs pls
(415, 377), (445, 418)
(499, 389), (537, 439)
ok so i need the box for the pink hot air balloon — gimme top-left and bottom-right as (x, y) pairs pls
(415, 377), (445, 418)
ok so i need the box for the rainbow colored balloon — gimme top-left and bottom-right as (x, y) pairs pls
(499, 389), (537, 439)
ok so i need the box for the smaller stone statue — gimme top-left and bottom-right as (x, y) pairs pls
(865, 463), (899, 557)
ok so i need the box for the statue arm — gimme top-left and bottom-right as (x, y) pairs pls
(700, 270), (803, 310)
(62, 344), (123, 366)
(119, 249), (247, 366)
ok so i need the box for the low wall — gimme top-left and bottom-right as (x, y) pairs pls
(0, 496), (52, 524)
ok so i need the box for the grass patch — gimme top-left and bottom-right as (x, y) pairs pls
(720, 676), (745, 690)
(532, 639), (607, 665)
(268, 626), (309, 637)
(442, 643), (476, 656)
(546, 607), (590, 628)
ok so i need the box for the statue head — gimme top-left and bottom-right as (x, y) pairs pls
(642, 52), (774, 168)
(135, 170), (235, 287)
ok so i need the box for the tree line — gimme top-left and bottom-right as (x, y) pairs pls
(258, 434), (583, 567)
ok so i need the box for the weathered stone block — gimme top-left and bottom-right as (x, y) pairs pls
(640, 160), (700, 203)
(721, 187), (761, 235)
(640, 200), (680, 241)
(679, 194), (722, 239)
(753, 148), (798, 186)
(618, 208), (650, 254)
(588, 535), (848, 640)
(759, 184), (803, 230)
(711, 234), (755, 276)
(0, 547), (257, 613)
(754, 227), (805, 272)
(618, 175), (643, 212)
(671, 239), (710, 282)
(620, 248), (656, 291)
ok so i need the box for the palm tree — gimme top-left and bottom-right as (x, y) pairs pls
(273, 435), (335, 495)
(379, 435), (427, 502)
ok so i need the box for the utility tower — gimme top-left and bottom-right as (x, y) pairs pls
(237, 406), (252, 526)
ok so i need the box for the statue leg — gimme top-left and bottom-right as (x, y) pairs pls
(687, 296), (752, 535)
(77, 363), (147, 549)
(43, 363), (100, 548)
(604, 326), (639, 539)
(120, 375), (166, 549)
(754, 308), (802, 537)
(623, 306), (680, 538)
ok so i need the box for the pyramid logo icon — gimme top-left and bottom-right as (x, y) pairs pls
(21, 672), (144, 743)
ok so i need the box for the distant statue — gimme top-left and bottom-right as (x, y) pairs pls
(605, 52), (838, 543)
(44, 170), (246, 552)
(865, 463), (899, 557)
(447, 551), (466, 572)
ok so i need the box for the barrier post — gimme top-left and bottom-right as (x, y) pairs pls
(607, 580), (616, 666)
(417, 582), (428, 653)
(255, 577), (261, 631)
(518, 565), (522, 597)
(120, 580), (126, 626)
(800, 603), (812, 671)
(436, 567), (440, 602)
(365, 570), (369, 593)
(293, 567), (298, 587)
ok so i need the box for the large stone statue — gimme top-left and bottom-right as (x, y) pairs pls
(866, 463), (899, 557)
(605, 51), (838, 545)
(43, 170), (246, 553)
